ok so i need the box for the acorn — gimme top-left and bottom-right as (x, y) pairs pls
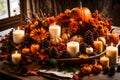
(117, 65), (120, 72)
(103, 67), (109, 74)
(108, 66), (115, 77)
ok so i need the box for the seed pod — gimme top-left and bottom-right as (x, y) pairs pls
(103, 67), (109, 74)
(117, 65), (120, 72)
(108, 66), (115, 77)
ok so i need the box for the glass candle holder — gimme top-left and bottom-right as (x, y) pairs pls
(13, 27), (25, 44)
(12, 50), (21, 64)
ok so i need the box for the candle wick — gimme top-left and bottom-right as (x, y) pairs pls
(15, 51), (18, 54)
(80, 1), (82, 8)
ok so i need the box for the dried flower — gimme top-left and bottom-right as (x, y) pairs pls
(69, 20), (79, 33)
(30, 28), (49, 42)
(46, 16), (55, 25)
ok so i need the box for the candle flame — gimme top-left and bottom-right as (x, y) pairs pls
(17, 26), (20, 30)
(15, 50), (18, 54)
(96, 38), (98, 41)
(53, 23), (56, 26)
(103, 55), (106, 58)
(111, 42), (113, 46)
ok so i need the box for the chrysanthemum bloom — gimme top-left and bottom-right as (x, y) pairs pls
(30, 28), (49, 42)
(46, 16), (55, 25)
(69, 20), (79, 33)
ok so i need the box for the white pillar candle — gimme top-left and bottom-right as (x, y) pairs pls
(49, 24), (61, 39)
(12, 51), (21, 64)
(106, 45), (118, 65)
(100, 55), (109, 68)
(67, 41), (79, 57)
(13, 29), (25, 44)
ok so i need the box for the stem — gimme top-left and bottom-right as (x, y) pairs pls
(80, 1), (82, 8)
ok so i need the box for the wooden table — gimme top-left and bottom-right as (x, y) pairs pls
(1, 60), (120, 80)
(0, 26), (120, 80)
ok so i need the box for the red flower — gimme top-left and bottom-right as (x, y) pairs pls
(56, 43), (66, 51)
(46, 16), (55, 25)
(56, 13), (70, 27)
(69, 20), (79, 33)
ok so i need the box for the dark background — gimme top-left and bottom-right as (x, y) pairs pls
(39, 0), (120, 26)
(82, 0), (120, 26)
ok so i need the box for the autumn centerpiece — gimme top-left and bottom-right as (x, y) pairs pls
(1, 7), (113, 60)
(1, 2), (119, 78)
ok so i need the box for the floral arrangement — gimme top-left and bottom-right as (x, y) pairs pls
(1, 6), (117, 77)
(1, 8), (112, 58)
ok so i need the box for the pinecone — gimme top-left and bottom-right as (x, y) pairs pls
(60, 50), (71, 58)
(41, 39), (50, 48)
(49, 47), (61, 58)
(84, 30), (94, 45)
(80, 42), (89, 53)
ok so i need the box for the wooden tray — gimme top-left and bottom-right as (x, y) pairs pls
(54, 41), (120, 64)
(54, 50), (106, 64)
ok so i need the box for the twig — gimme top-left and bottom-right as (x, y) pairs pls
(40, 9), (45, 19)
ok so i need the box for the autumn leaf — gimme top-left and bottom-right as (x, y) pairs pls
(38, 54), (47, 60)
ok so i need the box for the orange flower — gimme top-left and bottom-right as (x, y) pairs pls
(69, 20), (79, 33)
(30, 28), (49, 42)
(64, 9), (71, 15)
(46, 16), (55, 25)
(56, 13), (70, 27)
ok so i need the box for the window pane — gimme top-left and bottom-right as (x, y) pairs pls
(10, 0), (20, 16)
(0, 0), (8, 20)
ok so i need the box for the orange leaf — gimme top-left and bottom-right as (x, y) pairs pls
(38, 54), (47, 60)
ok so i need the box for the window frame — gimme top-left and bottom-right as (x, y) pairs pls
(0, 0), (26, 31)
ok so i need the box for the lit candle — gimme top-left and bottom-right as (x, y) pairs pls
(12, 50), (21, 64)
(93, 40), (103, 53)
(13, 27), (25, 44)
(106, 43), (118, 64)
(100, 55), (109, 68)
(49, 24), (61, 39)
(67, 41), (79, 57)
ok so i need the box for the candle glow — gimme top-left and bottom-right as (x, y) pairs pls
(67, 41), (79, 57)
(13, 27), (25, 44)
(49, 24), (61, 39)
(100, 55), (109, 68)
(106, 44), (118, 64)
(93, 40), (103, 52)
(12, 50), (21, 64)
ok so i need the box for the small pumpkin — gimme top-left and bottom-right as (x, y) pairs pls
(81, 65), (92, 74)
(22, 47), (30, 54)
(29, 23), (36, 30)
(93, 64), (103, 73)
(85, 47), (94, 54)
(30, 44), (40, 54)
(98, 37), (106, 46)
(61, 33), (70, 42)
(51, 37), (62, 45)
(107, 32), (119, 44)
(71, 35), (84, 43)
(70, 7), (92, 22)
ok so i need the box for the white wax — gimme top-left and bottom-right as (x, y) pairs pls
(49, 24), (61, 38)
(13, 30), (25, 44)
(67, 41), (79, 57)
(12, 51), (21, 64)
(106, 46), (118, 64)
